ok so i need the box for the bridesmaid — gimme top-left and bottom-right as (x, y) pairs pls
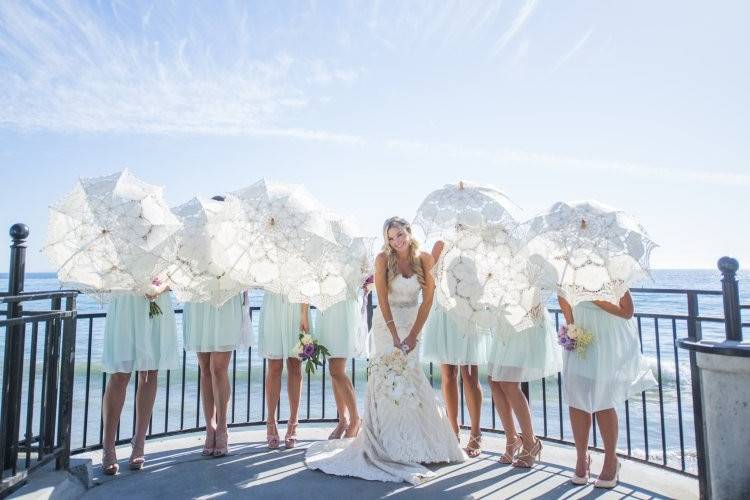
(421, 240), (491, 457)
(558, 292), (656, 488)
(315, 295), (364, 439)
(258, 292), (311, 448)
(487, 309), (562, 467)
(183, 292), (250, 457)
(101, 287), (179, 475)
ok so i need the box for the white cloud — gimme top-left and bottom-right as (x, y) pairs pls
(492, 0), (537, 56)
(0, 2), (360, 142)
(307, 60), (360, 85)
(551, 27), (595, 73)
(385, 139), (750, 188)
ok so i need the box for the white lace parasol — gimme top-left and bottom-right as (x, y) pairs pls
(167, 195), (250, 306)
(413, 180), (523, 240)
(42, 169), (181, 300)
(522, 200), (658, 306)
(287, 216), (376, 310)
(417, 181), (549, 333)
(231, 179), (344, 308)
(433, 223), (553, 333)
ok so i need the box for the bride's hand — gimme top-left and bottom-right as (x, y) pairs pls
(392, 333), (401, 349)
(402, 333), (418, 353)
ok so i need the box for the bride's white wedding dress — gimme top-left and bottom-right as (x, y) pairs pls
(305, 275), (465, 485)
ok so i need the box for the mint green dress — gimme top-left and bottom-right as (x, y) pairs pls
(183, 294), (250, 353)
(421, 302), (492, 365)
(562, 301), (656, 412)
(258, 292), (311, 359)
(102, 293), (179, 373)
(487, 308), (562, 382)
(314, 298), (367, 359)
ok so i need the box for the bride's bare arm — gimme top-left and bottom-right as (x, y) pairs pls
(374, 253), (400, 346)
(405, 252), (436, 349)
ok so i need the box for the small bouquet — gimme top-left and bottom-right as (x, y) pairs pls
(558, 324), (594, 358)
(361, 274), (375, 316)
(296, 333), (330, 375)
(367, 349), (421, 408)
(146, 277), (164, 318)
(363, 274), (375, 294)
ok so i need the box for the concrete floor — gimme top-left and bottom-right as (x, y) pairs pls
(53, 424), (697, 500)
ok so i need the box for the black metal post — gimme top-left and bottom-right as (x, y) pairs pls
(686, 291), (707, 498)
(719, 257), (742, 341)
(43, 297), (62, 452)
(1, 223), (29, 469)
(366, 291), (374, 330)
(56, 296), (77, 469)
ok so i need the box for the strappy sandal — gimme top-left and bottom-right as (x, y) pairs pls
(499, 435), (522, 464)
(344, 419), (361, 439)
(266, 422), (280, 450)
(328, 420), (349, 440)
(128, 439), (145, 470)
(202, 427), (216, 456)
(572, 453), (591, 485)
(102, 447), (119, 475)
(594, 460), (621, 489)
(284, 421), (299, 449)
(212, 427), (228, 457)
(464, 433), (482, 458)
(512, 437), (542, 468)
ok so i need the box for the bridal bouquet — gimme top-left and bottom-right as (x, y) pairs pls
(558, 324), (594, 358)
(368, 349), (421, 409)
(296, 333), (330, 375)
(146, 277), (164, 318)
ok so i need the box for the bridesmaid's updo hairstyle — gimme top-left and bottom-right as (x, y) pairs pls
(381, 216), (425, 289)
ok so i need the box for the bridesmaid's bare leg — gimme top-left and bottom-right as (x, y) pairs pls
(460, 365), (483, 437)
(102, 372), (131, 470)
(489, 379), (521, 462)
(329, 358), (360, 437)
(594, 408), (619, 480)
(265, 359), (283, 439)
(569, 406), (592, 477)
(440, 364), (460, 436)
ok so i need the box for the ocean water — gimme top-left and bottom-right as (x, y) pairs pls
(1, 269), (748, 474)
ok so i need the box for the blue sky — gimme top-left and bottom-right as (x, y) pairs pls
(0, 0), (748, 272)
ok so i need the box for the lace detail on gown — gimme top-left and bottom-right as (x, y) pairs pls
(305, 275), (465, 484)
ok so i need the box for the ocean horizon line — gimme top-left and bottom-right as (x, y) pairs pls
(1, 267), (744, 278)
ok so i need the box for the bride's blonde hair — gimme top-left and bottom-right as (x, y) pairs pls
(382, 216), (425, 289)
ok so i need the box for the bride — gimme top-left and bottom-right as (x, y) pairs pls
(305, 216), (465, 484)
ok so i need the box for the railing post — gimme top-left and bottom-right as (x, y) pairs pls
(719, 257), (742, 341)
(685, 291), (707, 498)
(42, 297), (62, 454)
(366, 291), (374, 330)
(686, 292), (702, 341)
(0, 223), (29, 470)
(679, 257), (750, 499)
(56, 295), (77, 469)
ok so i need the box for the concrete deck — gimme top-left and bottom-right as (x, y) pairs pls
(15, 424), (698, 499)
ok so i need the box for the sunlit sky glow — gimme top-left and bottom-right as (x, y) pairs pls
(1, 0), (748, 272)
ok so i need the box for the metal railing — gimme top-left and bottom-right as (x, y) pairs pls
(2, 222), (746, 497)
(0, 225), (78, 497)
(61, 280), (747, 481)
